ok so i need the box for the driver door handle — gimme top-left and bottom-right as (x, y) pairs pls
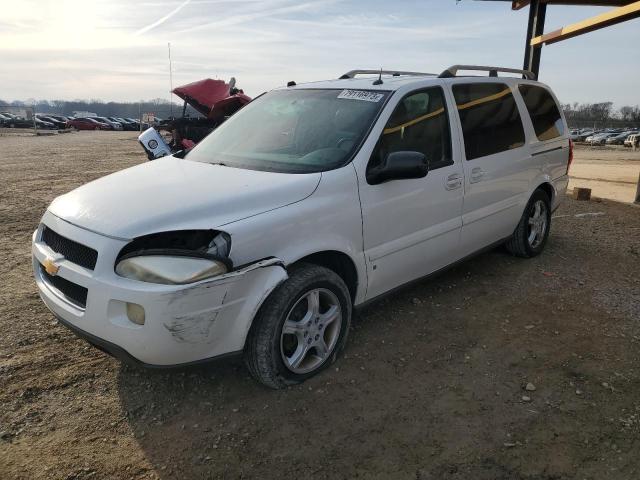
(470, 167), (486, 183)
(445, 173), (463, 190)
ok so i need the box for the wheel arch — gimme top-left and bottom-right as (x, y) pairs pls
(289, 250), (359, 303)
(535, 181), (554, 204)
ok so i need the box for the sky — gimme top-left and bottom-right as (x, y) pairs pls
(0, 0), (638, 106)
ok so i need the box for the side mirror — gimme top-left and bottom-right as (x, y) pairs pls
(367, 151), (429, 185)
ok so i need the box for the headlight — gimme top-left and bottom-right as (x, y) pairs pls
(115, 254), (229, 285)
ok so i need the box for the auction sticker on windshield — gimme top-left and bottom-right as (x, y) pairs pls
(337, 90), (385, 102)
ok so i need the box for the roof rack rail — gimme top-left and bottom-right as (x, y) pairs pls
(339, 69), (436, 79)
(438, 65), (535, 80)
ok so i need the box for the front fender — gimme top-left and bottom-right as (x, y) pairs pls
(161, 257), (289, 353)
(222, 165), (368, 303)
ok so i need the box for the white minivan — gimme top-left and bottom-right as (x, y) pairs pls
(33, 65), (571, 388)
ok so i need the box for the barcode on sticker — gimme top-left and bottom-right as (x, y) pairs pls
(337, 90), (384, 102)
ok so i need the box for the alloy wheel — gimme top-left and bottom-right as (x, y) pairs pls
(280, 288), (342, 374)
(527, 199), (548, 248)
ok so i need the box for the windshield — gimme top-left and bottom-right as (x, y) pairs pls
(186, 88), (390, 173)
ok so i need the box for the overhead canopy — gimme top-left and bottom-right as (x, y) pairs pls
(475, 0), (640, 78)
(530, 1), (640, 44)
(172, 78), (251, 118)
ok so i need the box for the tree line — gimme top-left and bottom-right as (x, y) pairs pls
(561, 102), (640, 129)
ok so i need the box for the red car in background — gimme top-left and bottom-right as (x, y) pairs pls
(66, 117), (112, 130)
(138, 77), (251, 159)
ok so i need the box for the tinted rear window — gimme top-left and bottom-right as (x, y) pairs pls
(519, 84), (564, 141)
(452, 83), (525, 160)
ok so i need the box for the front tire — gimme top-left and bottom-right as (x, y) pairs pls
(505, 189), (551, 258)
(245, 263), (351, 389)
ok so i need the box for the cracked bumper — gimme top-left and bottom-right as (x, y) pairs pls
(32, 212), (288, 366)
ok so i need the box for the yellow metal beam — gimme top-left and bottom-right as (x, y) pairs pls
(530, 0), (640, 45)
(512, 1), (531, 9)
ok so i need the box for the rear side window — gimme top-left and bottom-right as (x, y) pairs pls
(452, 83), (525, 160)
(518, 84), (564, 141)
(369, 87), (452, 173)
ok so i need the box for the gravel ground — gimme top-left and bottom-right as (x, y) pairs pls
(1, 131), (639, 479)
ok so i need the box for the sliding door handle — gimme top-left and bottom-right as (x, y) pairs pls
(470, 167), (486, 183)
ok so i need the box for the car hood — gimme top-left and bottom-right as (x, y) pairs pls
(48, 157), (321, 239)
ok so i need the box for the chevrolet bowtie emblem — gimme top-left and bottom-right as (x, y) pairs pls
(42, 257), (61, 276)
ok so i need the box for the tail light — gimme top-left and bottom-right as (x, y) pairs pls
(567, 139), (574, 174)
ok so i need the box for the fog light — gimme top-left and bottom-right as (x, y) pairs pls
(126, 302), (145, 325)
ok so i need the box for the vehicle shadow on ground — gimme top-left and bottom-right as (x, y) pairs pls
(114, 246), (562, 479)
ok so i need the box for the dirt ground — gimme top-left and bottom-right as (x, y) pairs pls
(568, 144), (640, 204)
(1, 131), (640, 480)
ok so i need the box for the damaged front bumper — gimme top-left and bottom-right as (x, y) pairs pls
(33, 212), (288, 366)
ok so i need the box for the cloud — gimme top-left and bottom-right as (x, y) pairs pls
(175, 0), (341, 34)
(134, 0), (193, 35)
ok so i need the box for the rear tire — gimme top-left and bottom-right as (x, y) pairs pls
(505, 189), (551, 258)
(244, 263), (351, 389)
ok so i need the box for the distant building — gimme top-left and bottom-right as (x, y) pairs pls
(72, 111), (97, 118)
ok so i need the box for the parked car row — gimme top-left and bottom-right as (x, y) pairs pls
(0, 112), (40, 128)
(569, 127), (640, 145)
(604, 130), (639, 145)
(0, 111), (146, 131)
(65, 116), (143, 131)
